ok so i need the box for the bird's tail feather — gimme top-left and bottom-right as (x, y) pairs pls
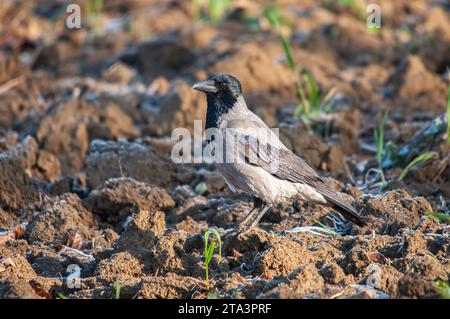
(323, 195), (367, 227)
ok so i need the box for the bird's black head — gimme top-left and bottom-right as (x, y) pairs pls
(193, 73), (243, 129)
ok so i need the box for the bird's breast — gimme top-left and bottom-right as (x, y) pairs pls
(216, 162), (323, 204)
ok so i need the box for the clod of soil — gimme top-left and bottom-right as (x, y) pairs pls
(146, 80), (207, 136)
(357, 190), (433, 235)
(120, 37), (196, 80)
(114, 208), (166, 253)
(36, 99), (139, 175)
(0, 136), (40, 212)
(85, 139), (190, 189)
(94, 251), (143, 281)
(136, 273), (195, 299)
(26, 194), (97, 246)
(384, 55), (447, 112)
(0, 279), (42, 299)
(83, 177), (175, 226)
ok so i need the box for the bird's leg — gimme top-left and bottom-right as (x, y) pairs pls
(236, 198), (270, 233)
(223, 200), (270, 253)
(247, 205), (271, 229)
(237, 197), (263, 229)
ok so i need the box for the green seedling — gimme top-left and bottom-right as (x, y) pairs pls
(85, 0), (104, 17)
(209, 0), (232, 24)
(192, 0), (232, 24)
(204, 228), (222, 291)
(263, 5), (335, 118)
(296, 69), (336, 117)
(434, 280), (450, 299)
(425, 212), (450, 224)
(195, 182), (208, 195)
(374, 111), (388, 167)
(57, 293), (67, 299)
(85, 0), (104, 35)
(367, 110), (389, 190)
(192, 0), (202, 21)
(337, 0), (355, 6)
(207, 291), (219, 299)
(314, 219), (340, 236)
(114, 278), (121, 299)
(323, 0), (365, 19)
(367, 25), (381, 35)
(399, 152), (437, 181)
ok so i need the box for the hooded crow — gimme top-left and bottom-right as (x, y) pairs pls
(193, 73), (367, 231)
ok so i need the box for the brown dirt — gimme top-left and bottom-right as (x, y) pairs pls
(0, 0), (449, 300)
(26, 193), (97, 246)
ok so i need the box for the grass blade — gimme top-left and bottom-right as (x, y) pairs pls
(210, 228), (222, 260)
(279, 36), (296, 71)
(203, 228), (222, 290)
(204, 229), (211, 255)
(314, 220), (340, 236)
(435, 280), (450, 299)
(425, 211), (450, 224)
(399, 152), (437, 181)
(114, 279), (121, 299)
(303, 69), (319, 112)
(374, 110), (389, 167)
(208, 0), (231, 24)
(263, 5), (281, 29)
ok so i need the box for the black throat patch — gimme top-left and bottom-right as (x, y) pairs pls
(205, 93), (238, 129)
(201, 73), (243, 130)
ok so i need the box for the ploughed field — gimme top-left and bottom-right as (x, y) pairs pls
(0, 0), (449, 299)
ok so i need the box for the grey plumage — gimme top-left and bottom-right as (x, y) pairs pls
(193, 73), (367, 229)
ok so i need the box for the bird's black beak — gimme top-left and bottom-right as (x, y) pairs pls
(192, 80), (218, 93)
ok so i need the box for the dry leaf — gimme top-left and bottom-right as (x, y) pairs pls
(365, 251), (389, 264)
(29, 281), (52, 299)
(66, 231), (83, 249)
(14, 224), (25, 238)
(263, 270), (273, 280)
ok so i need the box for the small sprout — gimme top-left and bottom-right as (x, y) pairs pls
(263, 5), (334, 118)
(367, 26), (381, 35)
(399, 152), (437, 181)
(208, 0), (232, 24)
(114, 278), (121, 299)
(424, 211), (450, 224)
(192, 0), (232, 24)
(434, 280), (450, 299)
(314, 219), (340, 236)
(204, 228), (222, 291)
(324, 0), (365, 20)
(85, 0), (104, 17)
(57, 293), (68, 299)
(85, 0), (104, 35)
(368, 110), (389, 191)
(383, 140), (398, 168)
(374, 110), (389, 168)
(338, 0), (356, 7)
(294, 69), (336, 118)
(427, 254), (438, 264)
(207, 291), (219, 299)
(195, 182), (208, 195)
